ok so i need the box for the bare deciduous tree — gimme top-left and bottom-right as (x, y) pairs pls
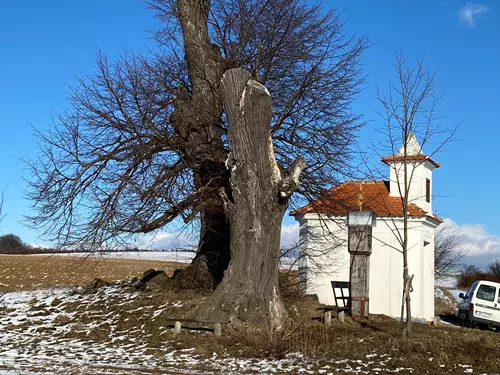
(434, 226), (468, 279)
(487, 260), (500, 277)
(26, 0), (367, 290)
(375, 51), (456, 336)
(461, 264), (481, 277)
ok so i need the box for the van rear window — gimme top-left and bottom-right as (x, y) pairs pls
(476, 285), (496, 302)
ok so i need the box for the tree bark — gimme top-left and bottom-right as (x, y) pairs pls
(195, 68), (305, 329)
(169, 0), (231, 289)
(173, 205), (230, 290)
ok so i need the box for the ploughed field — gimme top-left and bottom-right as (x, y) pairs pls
(1, 254), (500, 374)
(0, 254), (184, 293)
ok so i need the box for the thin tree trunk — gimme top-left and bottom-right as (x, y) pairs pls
(401, 130), (412, 337)
(401, 267), (409, 336)
(196, 68), (305, 329)
(405, 279), (412, 331)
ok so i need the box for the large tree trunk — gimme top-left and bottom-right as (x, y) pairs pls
(173, 205), (230, 290)
(196, 68), (305, 329)
(172, 158), (231, 290)
(170, 0), (231, 289)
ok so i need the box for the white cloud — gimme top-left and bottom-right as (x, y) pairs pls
(135, 231), (197, 250)
(458, 2), (489, 27)
(441, 218), (500, 267)
(29, 241), (54, 249)
(134, 222), (300, 251)
(281, 223), (299, 248)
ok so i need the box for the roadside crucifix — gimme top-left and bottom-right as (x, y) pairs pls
(347, 211), (373, 320)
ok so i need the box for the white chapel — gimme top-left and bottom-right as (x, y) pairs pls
(291, 135), (442, 320)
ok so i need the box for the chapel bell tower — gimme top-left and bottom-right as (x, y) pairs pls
(381, 133), (440, 215)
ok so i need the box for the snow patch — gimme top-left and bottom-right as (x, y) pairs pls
(0, 285), (422, 374)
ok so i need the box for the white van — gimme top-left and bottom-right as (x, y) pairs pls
(458, 280), (500, 329)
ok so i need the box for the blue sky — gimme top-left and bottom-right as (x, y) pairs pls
(0, 1), (498, 264)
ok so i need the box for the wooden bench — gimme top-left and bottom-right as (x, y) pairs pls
(165, 318), (228, 336)
(316, 305), (350, 325)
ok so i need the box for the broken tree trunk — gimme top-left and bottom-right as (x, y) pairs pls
(196, 68), (305, 330)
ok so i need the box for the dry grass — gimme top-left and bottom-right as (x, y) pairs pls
(2, 254), (500, 374)
(217, 314), (500, 374)
(0, 254), (184, 293)
(16, 280), (500, 374)
(434, 287), (458, 316)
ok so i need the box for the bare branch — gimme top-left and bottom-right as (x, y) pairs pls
(370, 51), (457, 336)
(435, 225), (468, 278)
(26, 0), (367, 266)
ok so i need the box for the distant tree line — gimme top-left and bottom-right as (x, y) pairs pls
(0, 234), (189, 254)
(0, 234), (35, 254)
(457, 261), (500, 288)
(434, 227), (500, 289)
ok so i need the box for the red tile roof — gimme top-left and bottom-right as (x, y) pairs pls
(381, 154), (440, 168)
(290, 181), (442, 222)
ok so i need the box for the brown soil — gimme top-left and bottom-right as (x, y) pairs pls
(0, 254), (184, 292)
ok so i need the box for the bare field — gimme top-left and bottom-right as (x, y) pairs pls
(0, 254), (184, 292)
(2, 256), (500, 374)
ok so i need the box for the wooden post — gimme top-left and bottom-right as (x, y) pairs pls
(324, 311), (332, 326)
(347, 211), (373, 320)
(174, 321), (181, 335)
(338, 310), (345, 323)
(214, 322), (222, 336)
